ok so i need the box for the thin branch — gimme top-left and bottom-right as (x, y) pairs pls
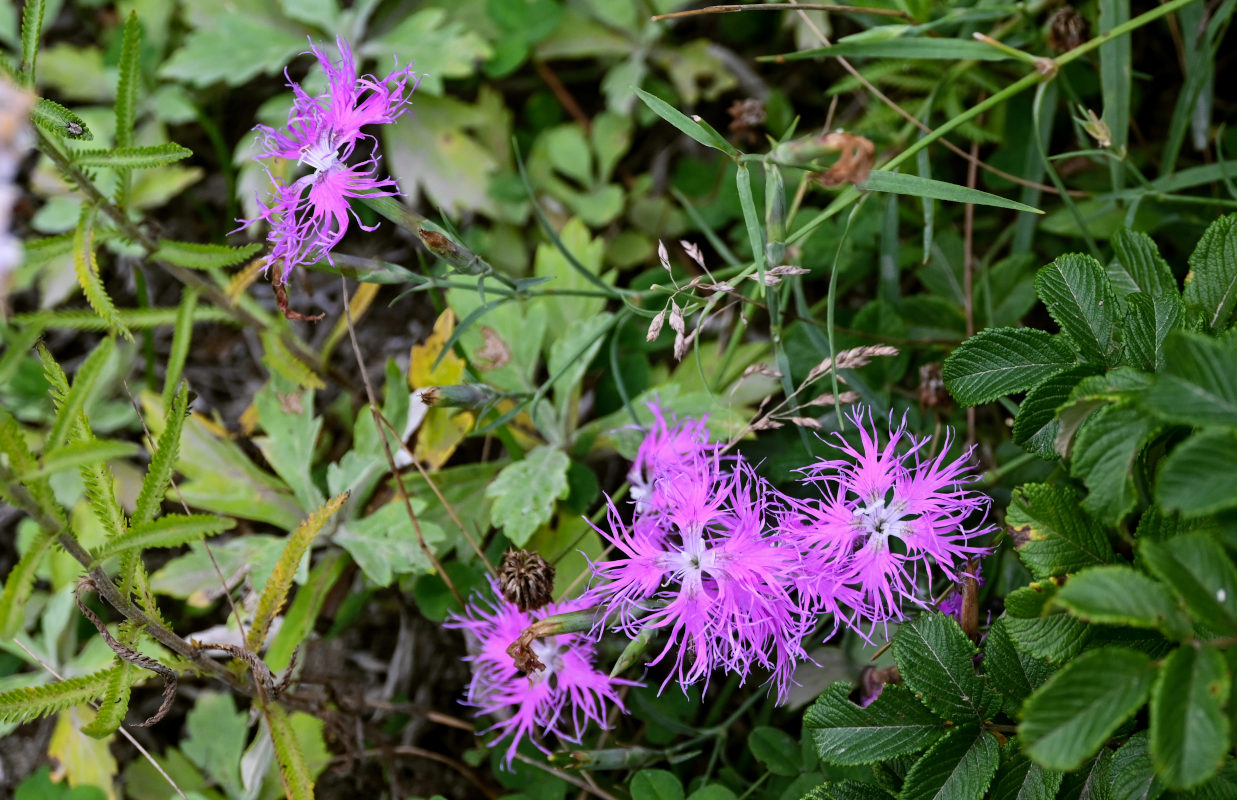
(652, 4), (912, 22)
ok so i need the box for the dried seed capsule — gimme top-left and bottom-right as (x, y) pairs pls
(497, 549), (555, 612)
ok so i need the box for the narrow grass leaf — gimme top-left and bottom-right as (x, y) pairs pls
(861, 171), (1042, 214)
(634, 87), (739, 157)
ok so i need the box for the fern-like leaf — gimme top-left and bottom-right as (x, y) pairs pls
(80, 654), (138, 739)
(260, 330), (326, 390)
(18, 0), (44, 86)
(0, 666), (120, 725)
(94, 514), (235, 561)
(154, 240), (263, 270)
(262, 699), (315, 799)
(133, 384), (189, 527)
(73, 204), (132, 341)
(0, 531), (53, 638)
(162, 291), (198, 407)
(0, 400), (64, 527)
(82, 453), (128, 542)
(247, 491), (349, 653)
(73, 143), (192, 170)
(114, 12), (140, 149)
(22, 439), (140, 481)
(30, 97), (93, 140)
(45, 335), (114, 452)
(13, 306), (235, 331)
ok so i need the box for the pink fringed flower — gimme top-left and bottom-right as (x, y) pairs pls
(779, 407), (994, 634)
(626, 402), (716, 516)
(447, 581), (630, 767)
(236, 38), (416, 284)
(589, 446), (811, 700)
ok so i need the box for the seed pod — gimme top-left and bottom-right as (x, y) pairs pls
(498, 549), (556, 612)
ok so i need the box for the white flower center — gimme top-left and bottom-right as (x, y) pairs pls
(299, 131), (342, 173)
(855, 493), (912, 544)
(530, 638), (567, 683)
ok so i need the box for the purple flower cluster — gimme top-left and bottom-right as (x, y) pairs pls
(236, 38), (415, 284)
(452, 402), (994, 763)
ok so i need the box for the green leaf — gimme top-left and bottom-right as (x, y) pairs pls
(1003, 584), (1094, 662)
(1070, 402), (1161, 525)
(13, 306), (234, 331)
(133, 384), (188, 527)
(1020, 647), (1158, 771)
(1110, 229), (1176, 298)
(633, 87), (740, 157)
(160, 15), (305, 87)
(1150, 645), (1230, 790)
(114, 12), (140, 149)
(361, 8), (491, 96)
(19, 0), (43, 84)
(801, 781), (894, 800)
(0, 667), (120, 724)
(1012, 365), (1100, 459)
(80, 656), (138, 739)
(94, 514), (235, 560)
(259, 330), (325, 391)
(748, 726), (800, 777)
(1141, 533), (1237, 636)
(860, 171), (1042, 214)
(485, 446), (570, 546)
(1007, 484), (1116, 579)
(1108, 731), (1163, 800)
(72, 143), (193, 169)
(0, 531), (53, 638)
(774, 37), (1018, 62)
(804, 683), (945, 766)
(1121, 291), (1184, 373)
(183, 692), (246, 797)
(943, 328), (1076, 406)
(899, 727), (999, 800)
(1052, 565), (1190, 639)
(30, 97), (93, 140)
(248, 492), (348, 653)
(982, 619), (1056, 718)
(989, 753), (1064, 800)
(1156, 429), (1237, 517)
(20, 438), (139, 481)
(264, 552), (347, 673)
(153, 240), (262, 269)
(73, 205), (131, 341)
(892, 613), (996, 721)
(45, 336), (112, 452)
(334, 499), (447, 587)
(1141, 332), (1237, 427)
(253, 384), (325, 513)
(1034, 254), (1119, 366)
(631, 769), (685, 800)
(1182, 213), (1237, 332)
(262, 700), (314, 800)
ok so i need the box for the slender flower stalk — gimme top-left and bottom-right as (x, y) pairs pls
(447, 581), (632, 768)
(236, 37), (416, 284)
(778, 407), (994, 635)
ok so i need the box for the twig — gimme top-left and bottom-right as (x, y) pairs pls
(534, 60), (591, 133)
(652, 3), (912, 22)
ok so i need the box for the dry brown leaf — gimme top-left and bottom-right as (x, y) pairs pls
(816, 131), (876, 187)
(476, 325), (511, 370)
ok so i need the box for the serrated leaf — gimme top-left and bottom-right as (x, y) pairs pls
(183, 692), (247, 796)
(982, 619), (1056, 718)
(892, 613), (996, 721)
(1020, 647), (1157, 771)
(45, 336), (112, 451)
(1108, 731), (1163, 800)
(262, 700), (315, 800)
(260, 330), (325, 391)
(1182, 213), (1237, 332)
(252, 383), (325, 513)
(334, 499), (447, 587)
(1149, 645), (1230, 790)
(30, 96), (93, 139)
(1052, 565), (1190, 639)
(20, 438), (139, 481)
(801, 781), (894, 800)
(0, 667), (120, 724)
(133, 384), (188, 527)
(485, 446), (570, 546)
(1004, 613), (1093, 663)
(0, 531), (53, 638)
(1156, 429), (1237, 517)
(1141, 533), (1237, 636)
(1008, 484), (1116, 579)
(1121, 291), (1184, 372)
(94, 513), (235, 560)
(943, 328), (1076, 407)
(13, 306), (234, 331)
(73, 204), (131, 340)
(1012, 365), (1101, 459)
(160, 15), (305, 87)
(748, 726), (800, 776)
(804, 683), (945, 766)
(114, 12), (140, 148)
(153, 239), (263, 269)
(1034, 254), (1119, 366)
(1140, 332), (1237, 427)
(73, 143), (193, 169)
(990, 752), (1064, 800)
(80, 657), (138, 739)
(19, 0), (43, 84)
(900, 727), (999, 800)
(248, 491), (348, 653)
(861, 171), (1042, 213)
(1070, 402), (1160, 525)
(1110, 229), (1176, 298)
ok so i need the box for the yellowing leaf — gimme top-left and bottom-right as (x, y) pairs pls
(50, 705), (119, 799)
(409, 310), (473, 470)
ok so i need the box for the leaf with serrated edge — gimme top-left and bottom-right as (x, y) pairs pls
(899, 727), (999, 800)
(1121, 292), (1183, 372)
(1182, 213), (1237, 332)
(943, 328), (1075, 407)
(261, 700), (314, 799)
(982, 619), (1056, 717)
(134, 384), (188, 527)
(1111, 228), (1176, 298)
(1141, 331), (1237, 428)
(1008, 484), (1115, 579)
(1034, 254), (1119, 366)
(73, 205), (131, 340)
(1150, 645), (1230, 790)
(248, 492), (348, 653)
(989, 752), (1064, 800)
(1070, 403), (1160, 525)
(1157, 429), (1237, 517)
(485, 446), (570, 546)
(154, 240), (263, 270)
(1053, 565), (1189, 639)
(1012, 365), (1100, 459)
(1020, 647), (1157, 771)
(1141, 534), (1237, 636)
(94, 514), (235, 560)
(73, 143), (193, 169)
(892, 613), (996, 721)
(0, 667), (120, 724)
(804, 683), (945, 766)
